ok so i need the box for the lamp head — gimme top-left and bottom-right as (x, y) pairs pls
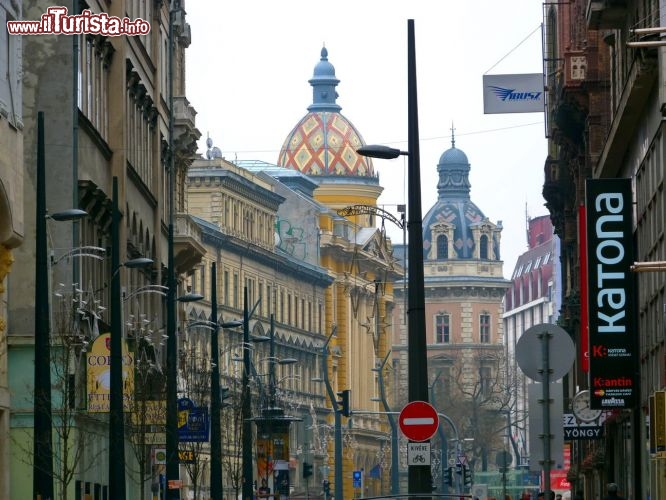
(220, 319), (244, 329)
(49, 208), (88, 221)
(124, 257), (154, 269)
(177, 292), (204, 303)
(357, 145), (406, 160)
(250, 335), (271, 343)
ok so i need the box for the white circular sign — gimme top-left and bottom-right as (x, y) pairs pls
(515, 323), (575, 381)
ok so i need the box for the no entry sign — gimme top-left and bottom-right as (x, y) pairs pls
(398, 401), (438, 442)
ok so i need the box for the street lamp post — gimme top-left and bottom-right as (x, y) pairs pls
(242, 287), (254, 500)
(372, 352), (399, 495)
(429, 372), (449, 496)
(185, 304), (242, 500)
(209, 263), (222, 500)
(213, 287), (262, 500)
(319, 328), (343, 500)
(166, 290), (203, 500)
(109, 176), (154, 500)
(357, 18), (430, 496)
(166, 0), (180, 497)
(253, 315), (299, 498)
(109, 177), (126, 500)
(34, 111), (88, 500)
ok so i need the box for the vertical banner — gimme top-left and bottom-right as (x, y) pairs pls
(585, 178), (636, 409)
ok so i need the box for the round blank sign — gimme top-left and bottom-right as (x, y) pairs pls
(515, 323), (575, 381)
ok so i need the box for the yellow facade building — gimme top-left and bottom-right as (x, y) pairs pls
(276, 47), (403, 498)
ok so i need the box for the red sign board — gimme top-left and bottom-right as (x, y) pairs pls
(399, 401), (438, 442)
(549, 471), (571, 490)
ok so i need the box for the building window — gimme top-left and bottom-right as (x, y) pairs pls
(79, 34), (111, 139)
(432, 366), (451, 398)
(480, 366), (492, 396)
(480, 313), (491, 343)
(266, 285), (272, 316)
(233, 273), (239, 308)
(223, 270), (229, 306)
(435, 314), (450, 343)
(288, 294), (292, 325)
(200, 265), (205, 298)
(480, 235), (489, 259)
(437, 235), (448, 259)
(280, 290), (285, 323)
(258, 281), (263, 317)
(308, 301), (312, 331)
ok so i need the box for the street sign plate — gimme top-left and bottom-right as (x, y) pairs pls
(515, 323), (575, 381)
(407, 442), (431, 466)
(399, 400), (439, 442)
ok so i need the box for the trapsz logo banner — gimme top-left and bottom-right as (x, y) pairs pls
(585, 178), (636, 409)
(482, 73), (544, 114)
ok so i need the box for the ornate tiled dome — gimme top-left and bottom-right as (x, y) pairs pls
(422, 137), (500, 260)
(278, 47), (375, 179)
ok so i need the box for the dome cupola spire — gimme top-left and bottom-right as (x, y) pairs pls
(308, 46), (341, 112)
(436, 126), (471, 200)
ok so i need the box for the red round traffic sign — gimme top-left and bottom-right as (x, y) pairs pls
(398, 401), (439, 442)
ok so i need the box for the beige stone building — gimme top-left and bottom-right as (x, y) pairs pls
(0, 1), (24, 498)
(392, 139), (510, 490)
(183, 156), (333, 496)
(7, 1), (200, 498)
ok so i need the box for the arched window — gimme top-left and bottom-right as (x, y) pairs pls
(437, 234), (448, 259)
(480, 234), (489, 259)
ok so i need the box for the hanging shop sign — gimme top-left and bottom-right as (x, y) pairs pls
(585, 178), (637, 409)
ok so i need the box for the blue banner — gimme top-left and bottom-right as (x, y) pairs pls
(177, 398), (209, 442)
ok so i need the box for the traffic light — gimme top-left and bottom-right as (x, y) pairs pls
(322, 479), (330, 496)
(336, 389), (351, 417)
(303, 462), (313, 479)
(221, 387), (231, 407)
(463, 464), (472, 487)
(444, 466), (453, 486)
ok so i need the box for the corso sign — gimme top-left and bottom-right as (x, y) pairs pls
(86, 332), (134, 412)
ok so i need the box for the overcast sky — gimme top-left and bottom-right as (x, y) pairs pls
(185, 0), (548, 279)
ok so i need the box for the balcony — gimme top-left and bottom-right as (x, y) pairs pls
(587, 0), (628, 29)
(173, 96), (201, 161)
(174, 213), (206, 274)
